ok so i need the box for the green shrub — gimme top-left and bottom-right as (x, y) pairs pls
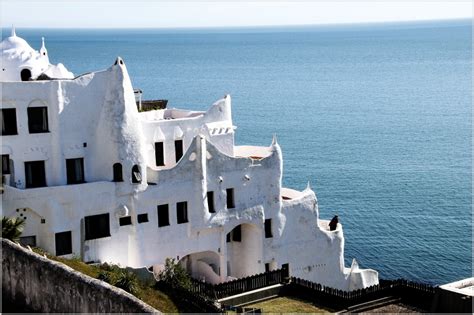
(97, 270), (112, 283)
(114, 269), (138, 295)
(157, 258), (191, 289)
(97, 263), (138, 295)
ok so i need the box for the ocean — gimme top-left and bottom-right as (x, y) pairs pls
(7, 19), (472, 285)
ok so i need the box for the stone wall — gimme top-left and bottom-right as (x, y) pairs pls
(1, 238), (159, 313)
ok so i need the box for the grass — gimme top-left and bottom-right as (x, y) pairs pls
(135, 286), (179, 313)
(31, 247), (179, 313)
(244, 296), (334, 313)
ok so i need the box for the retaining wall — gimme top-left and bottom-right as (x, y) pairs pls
(1, 238), (159, 313)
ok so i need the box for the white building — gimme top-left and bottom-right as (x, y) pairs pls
(0, 30), (378, 291)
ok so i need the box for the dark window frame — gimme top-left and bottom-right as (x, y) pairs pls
(113, 163), (123, 182)
(25, 160), (47, 188)
(55, 231), (72, 256)
(119, 216), (132, 226)
(232, 225), (241, 242)
(66, 158), (85, 185)
(131, 164), (141, 183)
(226, 225), (242, 243)
(84, 213), (110, 241)
(157, 204), (170, 227)
(175, 139), (183, 162)
(2, 154), (10, 175)
(265, 263), (270, 272)
(226, 188), (235, 209)
(265, 219), (273, 238)
(176, 201), (188, 224)
(137, 213), (149, 223)
(207, 191), (215, 213)
(1, 108), (18, 136)
(155, 142), (165, 166)
(27, 106), (49, 134)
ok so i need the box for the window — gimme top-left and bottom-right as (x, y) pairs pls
(21, 68), (32, 81)
(131, 165), (141, 183)
(226, 188), (235, 209)
(207, 191), (215, 213)
(137, 213), (148, 223)
(265, 263), (270, 272)
(265, 219), (273, 238)
(226, 225), (242, 243)
(119, 216), (132, 226)
(1, 155), (10, 175)
(55, 231), (72, 256)
(27, 107), (49, 133)
(19, 235), (36, 247)
(177, 201), (188, 224)
(175, 140), (183, 162)
(84, 213), (110, 240)
(157, 204), (170, 227)
(25, 160), (46, 188)
(66, 158), (85, 184)
(155, 142), (165, 166)
(282, 263), (290, 277)
(113, 163), (123, 182)
(1, 108), (18, 135)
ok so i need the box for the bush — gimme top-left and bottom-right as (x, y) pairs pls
(97, 270), (112, 283)
(114, 269), (138, 295)
(157, 258), (191, 289)
(97, 263), (138, 295)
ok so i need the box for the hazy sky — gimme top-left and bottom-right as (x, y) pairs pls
(1, 1), (472, 29)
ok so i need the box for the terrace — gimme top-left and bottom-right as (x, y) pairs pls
(280, 187), (305, 201)
(140, 107), (205, 121)
(234, 146), (272, 160)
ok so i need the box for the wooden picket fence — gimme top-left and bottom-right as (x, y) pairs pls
(181, 268), (436, 311)
(190, 273), (435, 309)
(188, 268), (288, 300)
(284, 277), (436, 309)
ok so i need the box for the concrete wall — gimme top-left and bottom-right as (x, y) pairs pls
(1, 238), (159, 313)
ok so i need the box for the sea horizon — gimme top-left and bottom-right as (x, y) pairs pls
(2, 17), (471, 32)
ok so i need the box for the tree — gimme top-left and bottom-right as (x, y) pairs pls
(1, 216), (25, 242)
(157, 257), (191, 289)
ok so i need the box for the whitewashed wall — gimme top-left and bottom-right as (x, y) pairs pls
(1, 49), (378, 290)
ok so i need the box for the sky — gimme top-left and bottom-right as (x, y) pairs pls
(0, 1), (472, 29)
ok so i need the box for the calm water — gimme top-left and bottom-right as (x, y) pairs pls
(7, 20), (472, 285)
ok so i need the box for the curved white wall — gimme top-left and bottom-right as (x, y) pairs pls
(1, 43), (379, 291)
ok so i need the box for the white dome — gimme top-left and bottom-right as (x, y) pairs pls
(1, 35), (36, 57)
(1, 28), (74, 82)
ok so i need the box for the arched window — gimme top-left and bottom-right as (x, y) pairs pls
(21, 69), (32, 81)
(131, 165), (141, 184)
(113, 163), (123, 182)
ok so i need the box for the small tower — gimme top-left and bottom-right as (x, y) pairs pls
(40, 37), (48, 57)
(11, 25), (16, 37)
